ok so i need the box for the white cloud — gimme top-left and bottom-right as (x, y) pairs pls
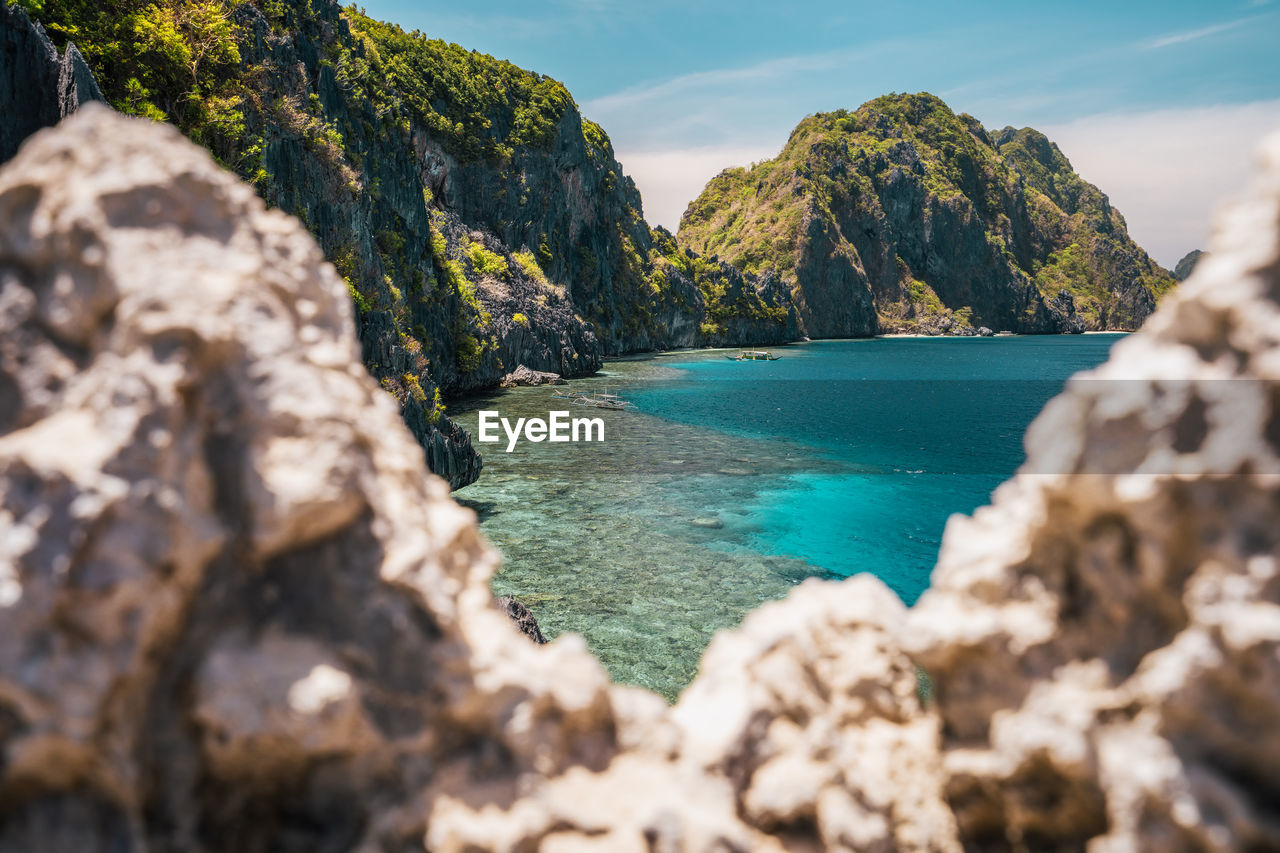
(584, 50), (854, 116)
(1042, 100), (1280, 266)
(618, 144), (785, 231)
(579, 39), (912, 154)
(1143, 18), (1249, 49)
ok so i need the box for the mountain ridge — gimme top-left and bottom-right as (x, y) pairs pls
(679, 92), (1176, 336)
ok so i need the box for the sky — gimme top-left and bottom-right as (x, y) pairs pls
(355, 0), (1280, 267)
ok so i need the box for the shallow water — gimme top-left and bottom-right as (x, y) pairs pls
(451, 335), (1122, 699)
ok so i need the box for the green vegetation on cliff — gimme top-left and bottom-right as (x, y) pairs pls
(14, 0), (245, 152)
(15, 0), (582, 485)
(649, 227), (788, 338)
(14, 0), (796, 486)
(338, 9), (573, 162)
(16, 6), (1171, 484)
(16, 0), (569, 163)
(680, 92), (1176, 335)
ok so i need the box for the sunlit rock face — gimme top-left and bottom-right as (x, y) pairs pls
(1, 108), (1278, 852)
(679, 95), (1178, 338)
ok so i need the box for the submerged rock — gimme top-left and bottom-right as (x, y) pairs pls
(496, 595), (549, 644)
(2, 105), (1279, 852)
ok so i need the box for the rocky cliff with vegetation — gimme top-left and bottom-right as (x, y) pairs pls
(0, 3), (104, 161)
(1174, 248), (1205, 281)
(680, 92), (1177, 336)
(3, 0), (794, 487)
(2, 108), (1277, 852)
(5, 8), (1179, 489)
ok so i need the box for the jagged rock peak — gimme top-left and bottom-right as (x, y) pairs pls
(1173, 248), (1206, 280)
(0, 0), (104, 163)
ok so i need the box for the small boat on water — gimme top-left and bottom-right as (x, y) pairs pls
(572, 394), (634, 411)
(726, 350), (781, 361)
(551, 387), (635, 410)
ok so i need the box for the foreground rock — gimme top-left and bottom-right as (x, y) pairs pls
(2, 108), (1278, 852)
(0, 108), (607, 851)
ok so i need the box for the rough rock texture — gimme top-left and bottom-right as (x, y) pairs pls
(0, 1), (103, 162)
(402, 82), (796, 358)
(230, 0), (607, 395)
(496, 596), (549, 643)
(499, 365), (565, 388)
(3, 107), (1280, 852)
(0, 106), (610, 851)
(902, 137), (1280, 849)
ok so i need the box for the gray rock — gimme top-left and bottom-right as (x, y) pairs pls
(495, 596), (549, 644)
(0, 2), (105, 164)
(0, 106), (480, 850)
(977, 326), (993, 336)
(499, 364), (566, 388)
(680, 97), (1171, 337)
(1173, 248), (1205, 281)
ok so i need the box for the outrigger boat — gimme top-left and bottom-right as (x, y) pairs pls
(726, 350), (781, 361)
(551, 386), (635, 410)
(572, 394), (634, 411)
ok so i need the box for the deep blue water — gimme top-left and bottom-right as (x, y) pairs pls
(627, 335), (1123, 603)
(452, 334), (1122, 697)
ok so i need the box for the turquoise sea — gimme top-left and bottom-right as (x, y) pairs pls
(452, 335), (1122, 699)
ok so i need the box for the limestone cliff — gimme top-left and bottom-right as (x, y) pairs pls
(0, 1), (103, 162)
(2, 105), (1278, 853)
(1174, 248), (1205, 281)
(7, 0), (797, 486)
(680, 93), (1177, 336)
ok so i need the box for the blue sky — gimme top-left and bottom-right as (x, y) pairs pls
(355, 0), (1280, 266)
